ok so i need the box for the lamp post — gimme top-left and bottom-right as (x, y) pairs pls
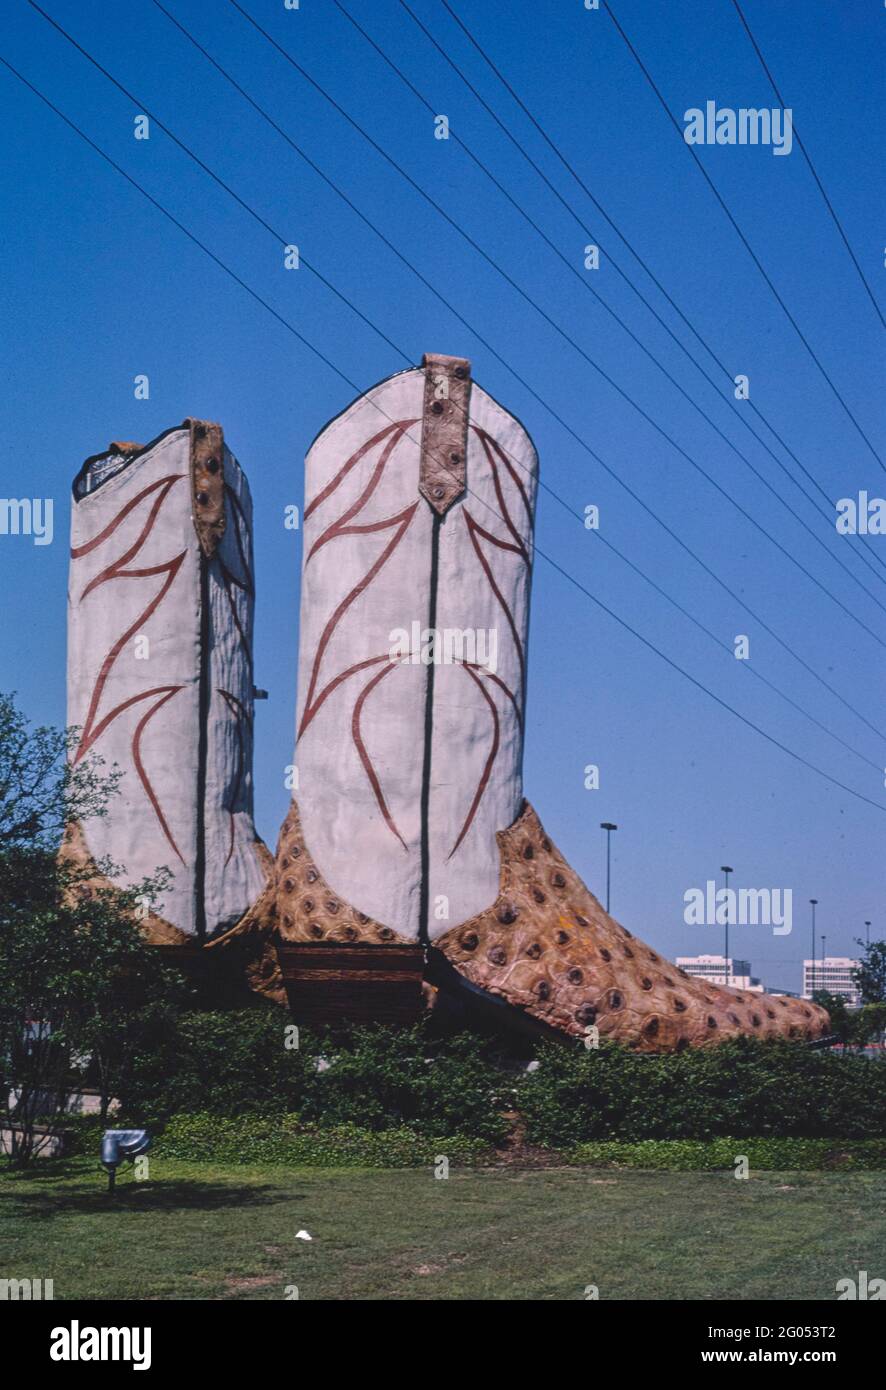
(721, 866), (733, 987)
(820, 935), (826, 997)
(600, 823), (617, 913)
(865, 920), (871, 950)
(809, 899), (818, 997)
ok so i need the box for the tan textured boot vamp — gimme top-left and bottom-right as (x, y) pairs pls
(435, 801), (830, 1051)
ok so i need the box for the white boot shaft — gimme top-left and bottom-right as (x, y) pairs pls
(67, 420), (266, 938)
(293, 355), (538, 941)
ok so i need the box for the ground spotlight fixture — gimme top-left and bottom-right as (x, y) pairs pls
(100, 1129), (151, 1194)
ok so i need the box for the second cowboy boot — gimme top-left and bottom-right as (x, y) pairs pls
(232, 355), (829, 1050)
(65, 420), (269, 942)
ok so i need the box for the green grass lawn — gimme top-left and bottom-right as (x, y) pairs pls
(2, 1159), (884, 1300)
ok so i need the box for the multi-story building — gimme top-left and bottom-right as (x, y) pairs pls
(803, 957), (861, 1006)
(676, 954), (763, 992)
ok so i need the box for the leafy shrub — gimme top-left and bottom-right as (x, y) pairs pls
(121, 1007), (310, 1119)
(120, 1011), (512, 1143)
(518, 1038), (886, 1147)
(117, 1013), (886, 1148)
(153, 1112), (489, 1168)
(62, 1115), (885, 1172)
(293, 1024), (512, 1143)
(567, 1138), (886, 1171)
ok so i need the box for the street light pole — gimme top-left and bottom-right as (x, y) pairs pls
(721, 866), (733, 987)
(600, 823), (617, 913)
(820, 935), (826, 997)
(865, 920), (871, 950)
(809, 899), (818, 997)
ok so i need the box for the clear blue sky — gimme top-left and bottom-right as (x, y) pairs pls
(1, 0), (884, 991)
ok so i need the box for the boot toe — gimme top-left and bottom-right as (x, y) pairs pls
(436, 802), (831, 1052)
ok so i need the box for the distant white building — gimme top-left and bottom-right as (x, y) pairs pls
(803, 957), (861, 1006)
(676, 954), (763, 992)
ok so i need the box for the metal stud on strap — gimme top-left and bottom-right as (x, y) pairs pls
(419, 352), (471, 517)
(185, 417), (226, 557)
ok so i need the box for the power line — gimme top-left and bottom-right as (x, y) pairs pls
(328, 0), (886, 629)
(603, 0), (886, 473)
(24, 1), (410, 363)
(435, 0), (886, 588)
(133, 0), (886, 764)
(3, 52), (883, 815)
(331, 0), (886, 622)
(27, 0), (885, 753)
(378, 0), (844, 563)
(730, 0), (885, 332)
(382, 7), (886, 611)
(142, 0), (886, 742)
(212, 0), (886, 702)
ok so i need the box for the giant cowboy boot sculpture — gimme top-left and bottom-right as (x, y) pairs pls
(221, 355), (829, 1050)
(65, 421), (269, 943)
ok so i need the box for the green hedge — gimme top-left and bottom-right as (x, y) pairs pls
(117, 1012), (885, 1146)
(122, 1007), (312, 1118)
(567, 1138), (886, 1171)
(519, 1038), (886, 1146)
(144, 1112), (488, 1168)
(61, 1115), (886, 1171)
(122, 1010), (513, 1144)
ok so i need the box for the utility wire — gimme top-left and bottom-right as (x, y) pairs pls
(603, 0), (886, 473)
(197, 0), (886, 722)
(730, 0), (885, 331)
(33, 0), (886, 756)
(25, 1), (410, 364)
(129, 0), (886, 743)
(387, 5), (886, 608)
(221, 0), (886, 656)
(331, 0), (886, 622)
(135, 0), (886, 762)
(434, 0), (886, 587)
(3, 52), (884, 815)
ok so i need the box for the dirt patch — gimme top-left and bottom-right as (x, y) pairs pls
(410, 1252), (469, 1277)
(489, 1111), (569, 1169)
(223, 1274), (279, 1293)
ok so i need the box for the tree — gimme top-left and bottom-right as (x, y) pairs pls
(0, 691), (118, 852)
(853, 940), (886, 1005)
(812, 990), (852, 1044)
(77, 906), (186, 1123)
(0, 693), (183, 1164)
(851, 1003), (886, 1050)
(0, 859), (185, 1159)
(812, 991), (886, 1051)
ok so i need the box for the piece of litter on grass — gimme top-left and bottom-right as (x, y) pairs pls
(296, 1230), (313, 1241)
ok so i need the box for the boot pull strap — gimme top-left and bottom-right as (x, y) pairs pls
(184, 417), (226, 557)
(419, 352), (471, 517)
